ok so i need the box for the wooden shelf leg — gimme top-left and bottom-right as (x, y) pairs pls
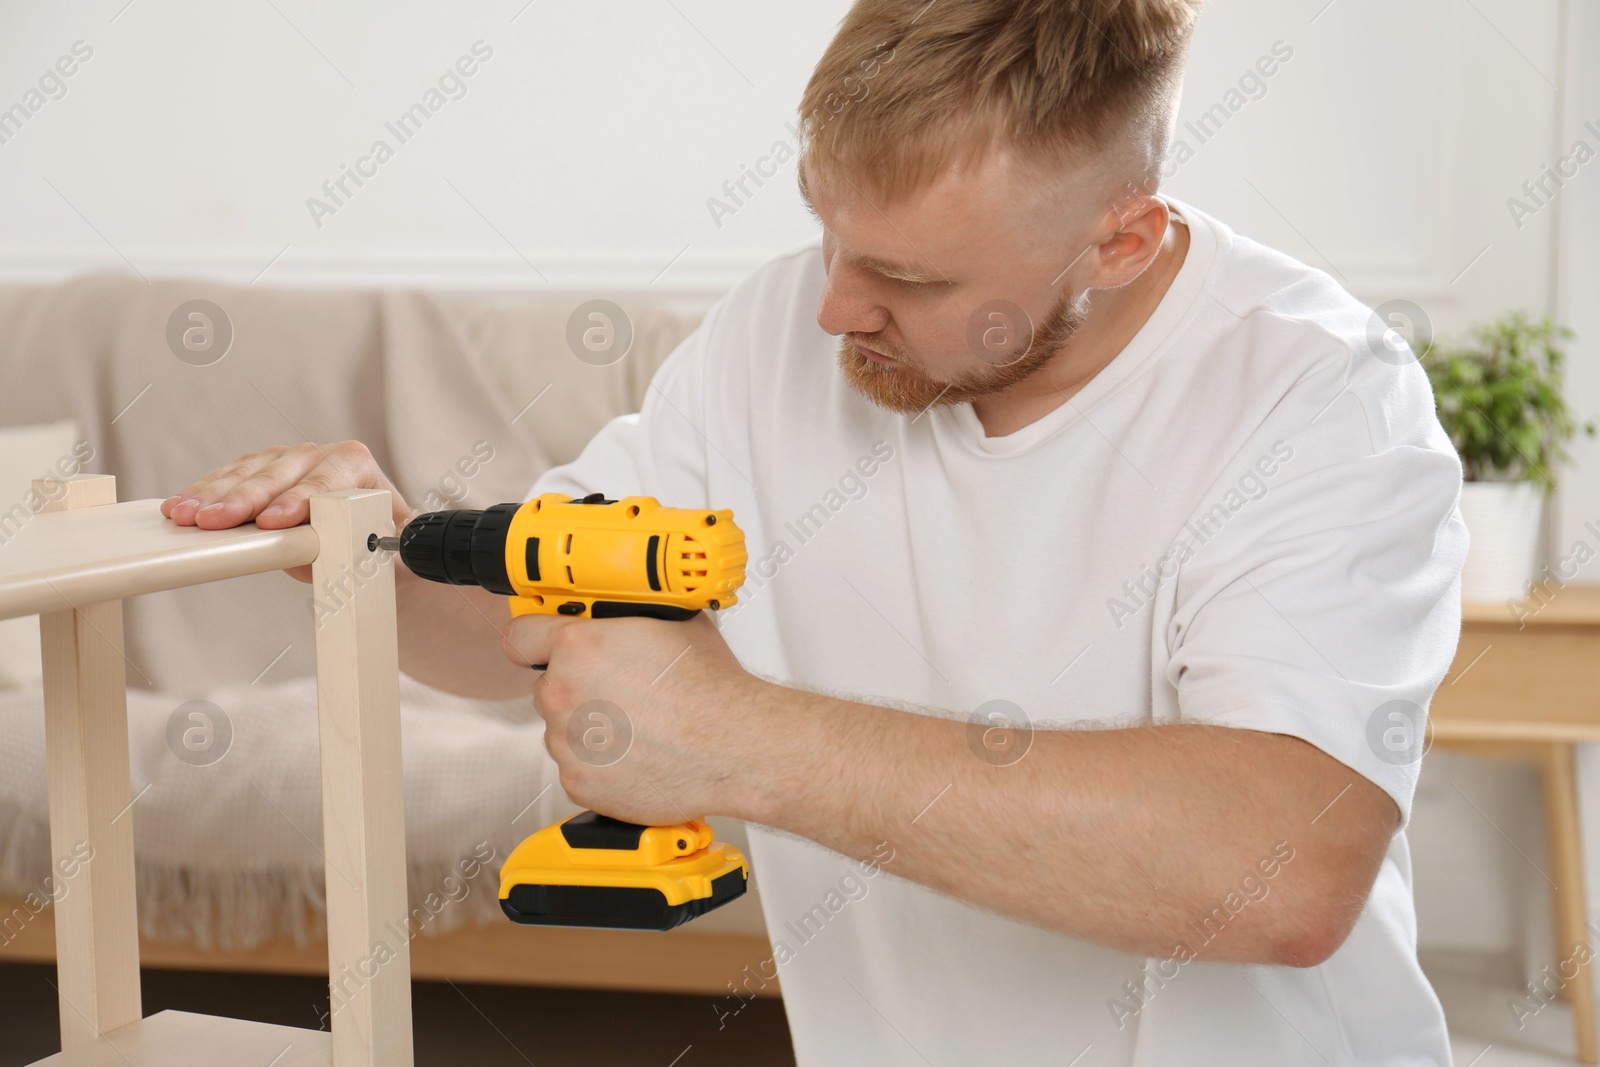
(1540, 741), (1598, 1064)
(35, 474), (142, 1050)
(309, 489), (414, 1067)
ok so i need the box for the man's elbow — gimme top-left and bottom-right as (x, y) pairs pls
(1266, 881), (1372, 968)
(1270, 913), (1351, 968)
(1258, 752), (1400, 968)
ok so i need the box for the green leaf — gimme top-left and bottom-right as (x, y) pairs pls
(1420, 311), (1584, 486)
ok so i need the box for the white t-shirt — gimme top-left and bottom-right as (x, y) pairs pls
(528, 199), (1466, 1065)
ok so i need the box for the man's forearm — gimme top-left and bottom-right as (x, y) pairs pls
(723, 678), (1397, 967)
(395, 572), (533, 701)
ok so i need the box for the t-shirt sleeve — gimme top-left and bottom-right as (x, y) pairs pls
(1165, 358), (1469, 825)
(524, 299), (728, 508)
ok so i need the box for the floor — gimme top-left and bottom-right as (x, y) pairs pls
(1432, 953), (1592, 1067)
(0, 963), (795, 1067)
(0, 960), (1589, 1066)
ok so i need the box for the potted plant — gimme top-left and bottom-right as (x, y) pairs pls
(1422, 311), (1596, 601)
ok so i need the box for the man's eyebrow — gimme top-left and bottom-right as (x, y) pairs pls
(845, 251), (944, 284)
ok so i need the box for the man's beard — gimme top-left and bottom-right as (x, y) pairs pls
(836, 287), (1089, 415)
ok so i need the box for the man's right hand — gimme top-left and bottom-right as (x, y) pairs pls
(161, 441), (413, 585)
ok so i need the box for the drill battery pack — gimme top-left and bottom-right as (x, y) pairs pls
(498, 811), (749, 931)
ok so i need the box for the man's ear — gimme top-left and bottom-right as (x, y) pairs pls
(1080, 196), (1170, 290)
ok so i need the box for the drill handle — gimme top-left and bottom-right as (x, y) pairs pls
(512, 599), (701, 669)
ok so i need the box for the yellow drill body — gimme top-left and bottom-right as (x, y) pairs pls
(503, 492), (746, 620)
(388, 491), (751, 930)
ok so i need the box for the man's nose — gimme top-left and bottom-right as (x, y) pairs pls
(816, 263), (891, 338)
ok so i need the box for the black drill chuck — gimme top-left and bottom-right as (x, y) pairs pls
(389, 504), (522, 596)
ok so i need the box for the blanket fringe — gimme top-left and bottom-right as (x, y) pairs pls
(0, 802), (514, 951)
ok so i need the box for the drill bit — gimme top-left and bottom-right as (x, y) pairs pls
(371, 535), (401, 553)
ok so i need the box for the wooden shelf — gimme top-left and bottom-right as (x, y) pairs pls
(29, 1010), (331, 1065)
(0, 498), (320, 622)
(16, 476), (413, 1065)
(1431, 719), (1600, 743)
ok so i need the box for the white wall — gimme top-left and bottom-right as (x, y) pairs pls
(1, 0), (1594, 964)
(0, 0), (849, 290)
(1556, 0), (1600, 606)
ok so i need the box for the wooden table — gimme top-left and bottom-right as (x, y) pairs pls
(1431, 585), (1600, 1063)
(0, 475), (412, 1066)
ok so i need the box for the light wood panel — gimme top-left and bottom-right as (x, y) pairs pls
(30, 1009), (331, 1066)
(1431, 631), (1600, 744)
(3, 480), (424, 1063)
(35, 476), (141, 1050)
(0, 497), (320, 622)
(1462, 586), (1600, 627)
(308, 490), (413, 1067)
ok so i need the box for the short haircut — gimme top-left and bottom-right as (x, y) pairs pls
(799, 0), (1202, 202)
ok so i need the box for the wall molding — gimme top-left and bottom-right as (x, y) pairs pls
(0, 247), (1481, 314)
(0, 249), (776, 297)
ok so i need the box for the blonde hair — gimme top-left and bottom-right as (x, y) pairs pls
(799, 0), (1201, 202)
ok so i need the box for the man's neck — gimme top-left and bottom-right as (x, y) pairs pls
(970, 216), (1191, 438)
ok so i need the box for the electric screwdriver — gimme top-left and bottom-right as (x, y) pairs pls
(374, 491), (750, 931)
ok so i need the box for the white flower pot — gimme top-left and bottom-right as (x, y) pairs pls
(1457, 481), (1545, 602)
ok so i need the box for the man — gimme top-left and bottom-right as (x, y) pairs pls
(167, 0), (1467, 1061)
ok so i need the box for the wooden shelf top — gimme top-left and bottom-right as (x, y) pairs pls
(29, 1010), (331, 1065)
(1463, 583), (1600, 627)
(0, 498), (320, 621)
